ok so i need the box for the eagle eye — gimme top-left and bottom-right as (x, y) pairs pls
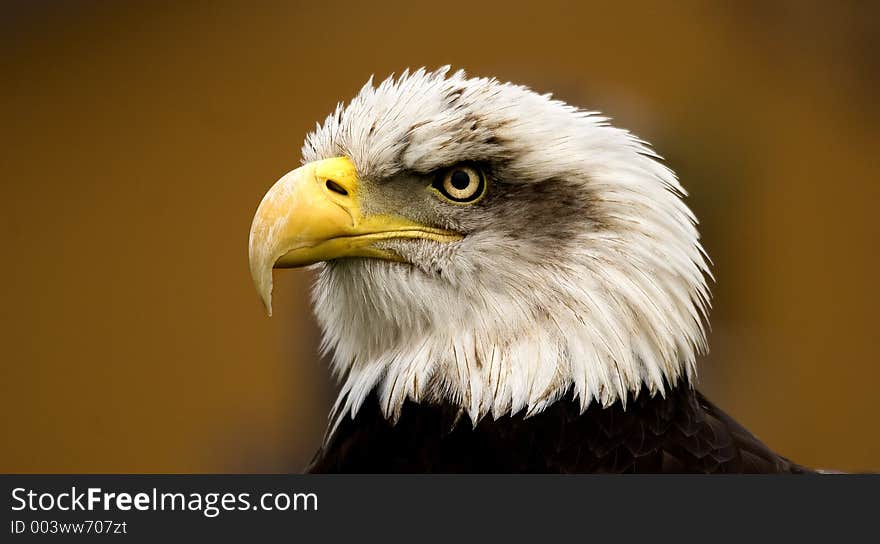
(432, 165), (486, 204)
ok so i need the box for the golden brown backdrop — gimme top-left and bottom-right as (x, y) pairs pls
(2, 1), (878, 472)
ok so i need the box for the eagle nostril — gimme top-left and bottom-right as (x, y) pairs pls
(325, 179), (348, 196)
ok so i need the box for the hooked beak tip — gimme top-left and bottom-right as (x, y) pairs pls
(260, 287), (273, 317)
(249, 234), (276, 317)
(253, 265), (275, 317)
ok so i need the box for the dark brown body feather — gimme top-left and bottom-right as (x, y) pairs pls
(308, 384), (811, 473)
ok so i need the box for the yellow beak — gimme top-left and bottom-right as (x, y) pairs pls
(248, 157), (460, 315)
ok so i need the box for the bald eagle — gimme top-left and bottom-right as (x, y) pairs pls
(248, 67), (810, 473)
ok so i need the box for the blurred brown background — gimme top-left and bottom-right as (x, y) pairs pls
(2, 0), (878, 473)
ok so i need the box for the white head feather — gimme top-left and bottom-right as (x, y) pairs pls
(300, 67), (711, 432)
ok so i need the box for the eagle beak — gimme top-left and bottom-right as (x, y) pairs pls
(248, 156), (460, 315)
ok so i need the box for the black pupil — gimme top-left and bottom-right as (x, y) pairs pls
(450, 170), (472, 190)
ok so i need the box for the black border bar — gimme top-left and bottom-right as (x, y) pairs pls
(2, 474), (876, 541)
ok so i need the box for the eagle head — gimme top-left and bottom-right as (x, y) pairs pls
(248, 67), (711, 428)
